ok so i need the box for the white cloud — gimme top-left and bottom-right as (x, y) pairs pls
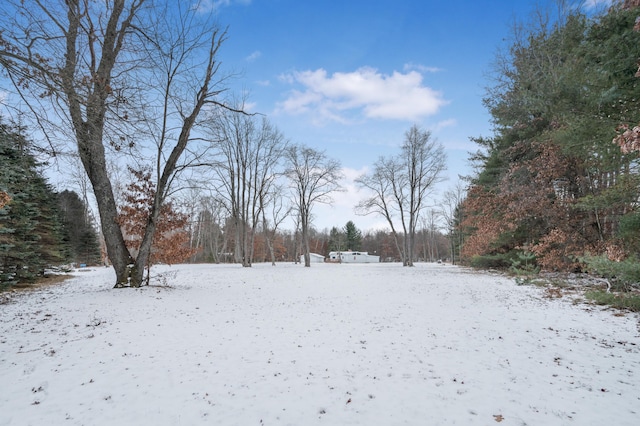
(194, 0), (251, 13)
(432, 118), (457, 132)
(311, 166), (390, 232)
(403, 62), (442, 74)
(277, 67), (447, 123)
(583, 0), (612, 8)
(245, 51), (261, 62)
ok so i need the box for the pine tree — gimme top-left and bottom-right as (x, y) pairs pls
(57, 190), (101, 265)
(465, 4), (640, 269)
(0, 119), (67, 285)
(343, 221), (362, 251)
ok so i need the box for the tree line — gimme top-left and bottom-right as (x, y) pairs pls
(0, 0), (449, 287)
(186, 216), (450, 265)
(4, 0), (640, 290)
(0, 120), (101, 286)
(0, 102), (451, 287)
(0, 107), (450, 287)
(456, 1), (640, 285)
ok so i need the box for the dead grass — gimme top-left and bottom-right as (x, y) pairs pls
(0, 273), (75, 303)
(543, 287), (565, 299)
(518, 272), (640, 313)
(584, 290), (640, 313)
(21, 273), (73, 289)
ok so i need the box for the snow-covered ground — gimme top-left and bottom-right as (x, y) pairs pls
(1, 263), (638, 426)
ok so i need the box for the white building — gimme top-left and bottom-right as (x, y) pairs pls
(327, 251), (380, 263)
(300, 253), (325, 263)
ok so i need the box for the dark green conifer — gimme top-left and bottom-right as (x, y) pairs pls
(57, 190), (101, 265)
(0, 119), (67, 285)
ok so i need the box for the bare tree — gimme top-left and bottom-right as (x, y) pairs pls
(291, 213), (302, 264)
(208, 109), (287, 266)
(190, 195), (227, 263)
(355, 156), (405, 262)
(0, 1), (240, 286)
(441, 181), (467, 265)
(356, 125), (446, 266)
(284, 145), (343, 267)
(419, 209), (441, 262)
(260, 184), (292, 265)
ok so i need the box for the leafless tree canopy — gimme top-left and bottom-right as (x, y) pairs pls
(356, 125), (446, 266)
(285, 145), (343, 267)
(207, 106), (288, 267)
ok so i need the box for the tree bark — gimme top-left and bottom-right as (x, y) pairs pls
(60, 0), (140, 286)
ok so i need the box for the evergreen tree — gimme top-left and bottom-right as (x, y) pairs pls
(343, 221), (362, 251)
(464, 4), (640, 269)
(57, 190), (101, 265)
(0, 119), (67, 285)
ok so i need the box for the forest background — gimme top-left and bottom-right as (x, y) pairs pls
(1, 1), (640, 292)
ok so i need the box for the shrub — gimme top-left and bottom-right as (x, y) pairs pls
(470, 253), (513, 269)
(509, 250), (540, 276)
(618, 212), (640, 252)
(580, 255), (640, 292)
(585, 290), (640, 312)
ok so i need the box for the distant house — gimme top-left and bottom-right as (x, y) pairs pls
(327, 251), (380, 263)
(300, 253), (325, 263)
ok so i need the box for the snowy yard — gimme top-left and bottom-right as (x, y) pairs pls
(0, 263), (638, 426)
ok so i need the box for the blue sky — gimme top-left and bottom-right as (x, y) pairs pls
(57, 0), (613, 233)
(209, 0), (581, 231)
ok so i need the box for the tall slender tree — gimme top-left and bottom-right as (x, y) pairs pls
(440, 182), (466, 265)
(356, 125), (446, 266)
(208, 110), (287, 267)
(260, 184), (291, 265)
(57, 190), (101, 265)
(285, 145), (343, 267)
(328, 226), (345, 252)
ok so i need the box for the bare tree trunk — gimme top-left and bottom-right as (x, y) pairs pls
(132, 28), (230, 285)
(61, 0), (140, 286)
(284, 145), (342, 267)
(262, 213), (277, 266)
(301, 214), (311, 267)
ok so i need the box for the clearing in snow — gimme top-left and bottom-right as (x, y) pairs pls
(0, 262), (638, 425)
